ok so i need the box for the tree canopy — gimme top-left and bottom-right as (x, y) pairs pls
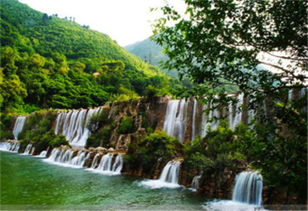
(153, 0), (307, 99)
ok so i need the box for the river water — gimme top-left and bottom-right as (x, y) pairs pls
(0, 151), (205, 209)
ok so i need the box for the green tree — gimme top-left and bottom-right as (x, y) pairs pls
(0, 73), (27, 111)
(153, 0), (307, 99)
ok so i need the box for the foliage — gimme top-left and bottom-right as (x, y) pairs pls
(125, 130), (182, 173)
(48, 134), (68, 147)
(0, 0), (172, 113)
(117, 116), (136, 134)
(153, 0), (307, 102)
(87, 127), (112, 148)
(184, 117), (307, 202)
(0, 112), (14, 140)
(184, 122), (247, 173)
(29, 130), (67, 152)
(242, 122), (307, 200)
(87, 109), (110, 133)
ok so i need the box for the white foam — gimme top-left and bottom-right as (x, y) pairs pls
(43, 159), (84, 169)
(86, 168), (121, 176)
(202, 200), (266, 211)
(139, 179), (181, 189)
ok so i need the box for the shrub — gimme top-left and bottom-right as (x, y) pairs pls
(184, 123), (247, 173)
(49, 134), (68, 147)
(126, 130), (182, 173)
(87, 109), (110, 133)
(87, 127), (112, 148)
(0, 113), (14, 140)
(117, 116), (136, 134)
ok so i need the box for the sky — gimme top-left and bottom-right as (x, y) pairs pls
(19, 0), (184, 47)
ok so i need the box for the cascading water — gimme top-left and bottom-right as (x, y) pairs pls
(191, 99), (198, 141)
(203, 171), (264, 210)
(200, 102), (220, 138)
(36, 150), (47, 158)
(70, 151), (88, 166)
(30, 147), (35, 155)
(44, 148), (89, 168)
(232, 171), (263, 206)
(163, 100), (187, 143)
(163, 93), (266, 142)
(288, 89), (293, 101)
(55, 108), (102, 147)
(112, 154), (123, 173)
(12, 116), (27, 140)
(229, 93), (244, 130)
(190, 175), (202, 191)
(90, 153), (101, 169)
(88, 153), (123, 175)
(0, 142), (20, 152)
(97, 153), (113, 171)
(140, 160), (182, 189)
(159, 161), (181, 184)
(200, 104), (208, 138)
(23, 144), (32, 155)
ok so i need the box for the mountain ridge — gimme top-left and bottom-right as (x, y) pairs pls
(125, 38), (178, 77)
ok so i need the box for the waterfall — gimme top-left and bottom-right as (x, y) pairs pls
(36, 150), (47, 158)
(191, 175), (202, 190)
(97, 153), (113, 171)
(0, 142), (20, 152)
(200, 102), (220, 138)
(55, 108), (102, 147)
(232, 171), (263, 206)
(163, 95), (250, 141)
(23, 144), (32, 155)
(70, 151), (88, 166)
(0, 142), (10, 151)
(159, 161), (181, 184)
(13, 116), (27, 140)
(30, 147), (35, 155)
(163, 100), (187, 143)
(44, 148), (88, 168)
(203, 171), (264, 210)
(247, 109), (255, 126)
(140, 160), (182, 189)
(87, 153), (123, 175)
(112, 155), (123, 173)
(229, 93), (244, 130)
(300, 87), (307, 97)
(191, 99), (198, 141)
(288, 89), (293, 101)
(200, 104), (208, 138)
(90, 153), (100, 169)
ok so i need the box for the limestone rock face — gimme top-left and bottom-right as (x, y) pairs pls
(100, 97), (169, 152)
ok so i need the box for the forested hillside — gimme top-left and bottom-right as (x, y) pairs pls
(125, 38), (177, 77)
(0, 0), (172, 113)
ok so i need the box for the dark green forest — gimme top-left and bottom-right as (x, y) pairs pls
(0, 0), (175, 113)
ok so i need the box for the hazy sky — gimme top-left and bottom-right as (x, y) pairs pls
(19, 0), (184, 47)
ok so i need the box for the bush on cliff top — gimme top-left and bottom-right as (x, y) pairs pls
(87, 127), (112, 148)
(117, 116), (136, 134)
(125, 130), (182, 173)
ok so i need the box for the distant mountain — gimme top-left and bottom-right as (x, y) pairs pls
(125, 38), (177, 77)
